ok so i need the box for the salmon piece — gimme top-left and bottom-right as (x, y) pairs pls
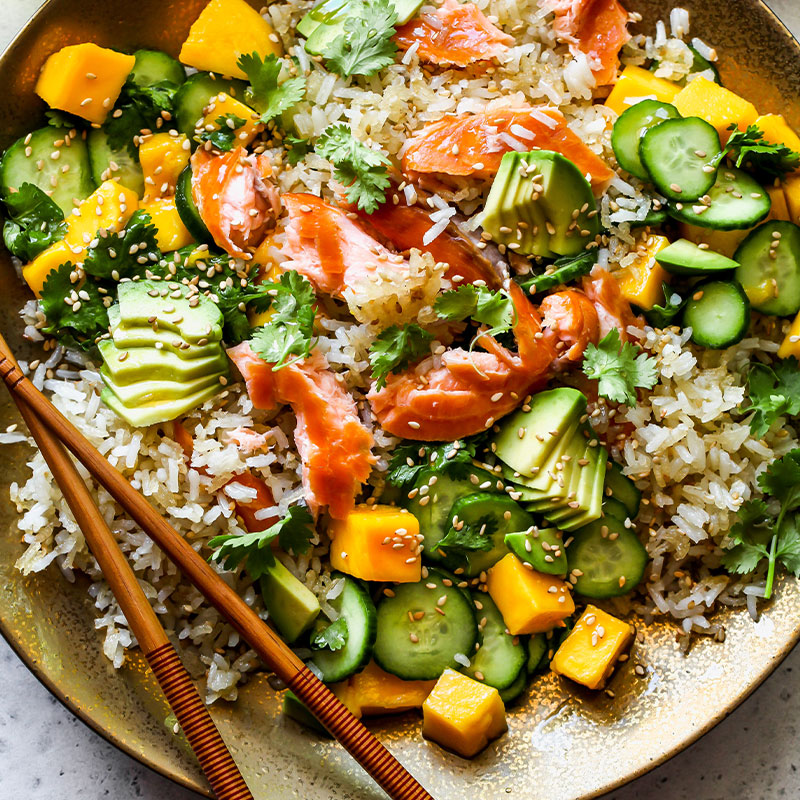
(581, 264), (642, 339)
(547, 0), (630, 86)
(394, 0), (514, 67)
(228, 343), (375, 519)
(540, 289), (600, 366)
(402, 108), (615, 191)
(191, 147), (280, 259)
(169, 419), (195, 460)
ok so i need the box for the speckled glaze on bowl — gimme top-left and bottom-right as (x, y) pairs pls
(1, 1), (799, 798)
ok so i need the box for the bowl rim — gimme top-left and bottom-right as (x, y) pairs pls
(0, 1), (799, 799)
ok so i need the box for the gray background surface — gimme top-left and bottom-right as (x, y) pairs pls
(0, 1), (798, 798)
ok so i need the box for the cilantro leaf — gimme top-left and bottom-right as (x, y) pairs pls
(712, 123), (800, 180)
(741, 358), (800, 438)
(2, 183), (67, 261)
(82, 210), (160, 279)
(322, 0), (398, 78)
(386, 437), (485, 487)
(311, 617), (348, 652)
(237, 52), (306, 124)
(435, 285), (514, 331)
(758, 449), (800, 520)
(285, 134), (311, 166)
(199, 114), (247, 151)
(45, 109), (84, 129)
(518, 250), (598, 295)
(369, 323), (433, 390)
(644, 284), (686, 329)
(435, 517), (497, 558)
(582, 328), (658, 406)
(315, 123), (391, 213)
(208, 504), (315, 579)
(103, 79), (179, 156)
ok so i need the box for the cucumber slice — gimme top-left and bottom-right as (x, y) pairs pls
(498, 669), (528, 705)
(567, 517), (647, 599)
(683, 280), (751, 348)
(129, 49), (186, 88)
(439, 492), (533, 577)
(604, 462), (641, 518)
(87, 128), (144, 196)
(611, 100), (680, 181)
(309, 574), (376, 683)
(526, 633), (547, 673)
(734, 221), (800, 317)
(463, 592), (526, 690)
(0, 127), (95, 215)
(601, 495), (630, 524)
(175, 166), (213, 244)
(655, 238), (739, 275)
(282, 690), (332, 737)
(666, 167), (771, 230)
(373, 569), (478, 680)
(639, 117), (721, 201)
(504, 528), (568, 575)
(173, 72), (248, 141)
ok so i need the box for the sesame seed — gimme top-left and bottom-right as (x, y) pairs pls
(409, 633), (419, 643)
(408, 421), (421, 429)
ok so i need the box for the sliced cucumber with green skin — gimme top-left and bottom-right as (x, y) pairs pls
(601, 495), (630, 524)
(567, 517), (648, 599)
(175, 166), (213, 244)
(734, 221), (800, 317)
(683, 280), (751, 348)
(373, 569), (478, 680)
(640, 117), (721, 201)
(504, 528), (567, 575)
(604, 462), (641, 518)
(0, 127), (95, 215)
(611, 100), (680, 181)
(655, 238), (739, 275)
(666, 166), (771, 230)
(463, 592), (526, 690)
(309, 575), (376, 683)
(173, 72), (248, 140)
(527, 633), (547, 673)
(87, 128), (144, 196)
(439, 493), (533, 577)
(498, 668), (528, 705)
(406, 466), (497, 562)
(129, 49), (186, 88)
(282, 690), (332, 737)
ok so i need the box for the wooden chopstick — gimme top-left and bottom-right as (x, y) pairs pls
(3, 353), (254, 800)
(0, 335), (433, 800)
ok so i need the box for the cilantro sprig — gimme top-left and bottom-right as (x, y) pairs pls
(315, 123), (391, 213)
(518, 251), (598, 295)
(369, 323), (433, 390)
(712, 123), (800, 180)
(434, 284), (514, 335)
(386, 436), (488, 488)
(740, 357), (800, 438)
(644, 284), (686, 329)
(434, 517), (496, 557)
(199, 114), (247, 151)
(582, 328), (658, 406)
(721, 449), (800, 598)
(311, 617), (349, 652)
(237, 52), (307, 125)
(103, 78), (179, 155)
(2, 183), (67, 262)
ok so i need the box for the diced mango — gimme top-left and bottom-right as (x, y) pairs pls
(778, 311), (800, 359)
(180, 0), (282, 80)
(766, 184), (791, 222)
(755, 114), (800, 154)
(613, 234), (671, 310)
(673, 76), (758, 143)
(679, 222), (751, 259)
(249, 244), (283, 326)
(487, 554), (574, 635)
(64, 180), (139, 254)
(604, 66), (681, 116)
(782, 172), (800, 226)
(22, 240), (73, 297)
(202, 93), (263, 148)
(330, 505), (421, 583)
(551, 605), (634, 690)
(139, 133), (190, 202)
(36, 44), (135, 125)
(422, 668), (507, 758)
(140, 198), (195, 252)
(334, 661), (435, 717)
(330, 681), (363, 719)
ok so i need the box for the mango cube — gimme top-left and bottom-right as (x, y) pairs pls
(140, 198), (194, 252)
(334, 661), (435, 717)
(22, 240), (72, 297)
(604, 66), (681, 116)
(202, 93), (263, 148)
(330, 505), (421, 583)
(330, 681), (363, 719)
(673, 76), (758, 143)
(180, 0), (283, 80)
(487, 554), (574, 635)
(64, 180), (139, 254)
(755, 114), (800, 154)
(613, 234), (671, 310)
(766, 184), (791, 223)
(782, 172), (800, 226)
(36, 44), (135, 125)
(422, 668), (507, 758)
(551, 605), (634, 690)
(679, 222), (751, 259)
(778, 311), (800, 359)
(139, 133), (190, 202)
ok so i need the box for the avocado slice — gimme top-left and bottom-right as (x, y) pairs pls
(100, 382), (224, 427)
(101, 368), (224, 405)
(493, 387), (586, 477)
(260, 559), (321, 644)
(524, 426), (588, 513)
(109, 321), (224, 360)
(557, 443), (607, 531)
(98, 339), (228, 384)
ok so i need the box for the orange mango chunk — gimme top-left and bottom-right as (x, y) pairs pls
(36, 44), (135, 125)
(139, 198), (194, 252)
(22, 240), (72, 297)
(782, 172), (800, 226)
(778, 311), (800, 360)
(613, 233), (671, 310)
(334, 661), (435, 717)
(422, 668), (507, 758)
(678, 222), (750, 259)
(673, 76), (758, 143)
(766, 184), (791, 222)
(755, 114), (800, 154)
(139, 133), (190, 202)
(487, 554), (574, 635)
(329, 505), (421, 583)
(202, 93), (263, 149)
(551, 605), (634, 690)
(604, 66), (681, 116)
(64, 180), (139, 255)
(180, 0), (282, 80)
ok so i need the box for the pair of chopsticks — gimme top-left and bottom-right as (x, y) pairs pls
(0, 332), (432, 800)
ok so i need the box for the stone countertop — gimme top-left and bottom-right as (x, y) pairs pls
(1, 1), (799, 798)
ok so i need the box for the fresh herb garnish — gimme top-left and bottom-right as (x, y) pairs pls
(315, 123), (391, 213)
(369, 323), (433, 390)
(199, 114), (247, 151)
(208, 504), (316, 579)
(721, 449), (800, 598)
(712, 123), (800, 179)
(82, 209), (160, 279)
(434, 516), (496, 556)
(740, 357), (800, 438)
(285, 134), (312, 166)
(2, 183), (68, 262)
(582, 328), (658, 406)
(311, 617), (349, 652)
(249, 270), (317, 369)
(386, 437), (486, 487)
(237, 52), (307, 125)
(435, 285), (514, 331)
(644, 283), (686, 329)
(518, 251), (598, 295)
